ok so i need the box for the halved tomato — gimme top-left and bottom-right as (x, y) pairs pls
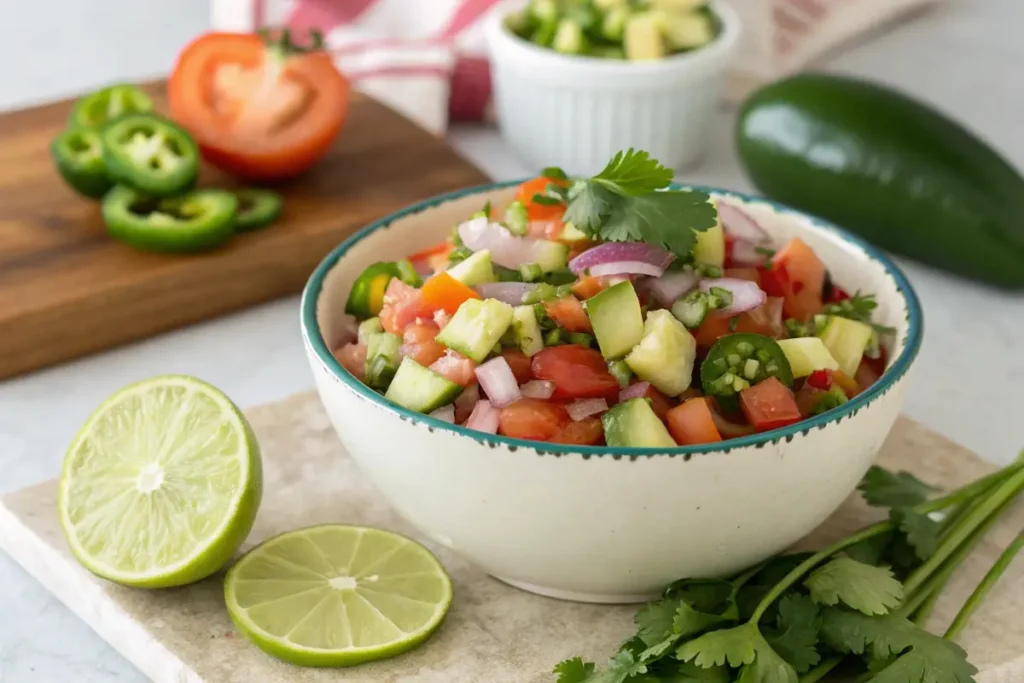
(168, 31), (349, 180)
(544, 296), (592, 333)
(531, 345), (619, 401)
(515, 176), (568, 221)
(498, 399), (569, 441)
(739, 377), (802, 432)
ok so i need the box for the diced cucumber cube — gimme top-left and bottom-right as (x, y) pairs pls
(529, 0), (559, 23)
(624, 12), (666, 61)
(585, 280), (645, 360)
(513, 305), (544, 357)
(384, 357), (464, 413)
(532, 239), (571, 272)
(446, 249), (496, 286)
(559, 222), (590, 243)
(693, 221), (725, 268)
(625, 309), (697, 396)
(602, 5), (630, 41)
(662, 10), (714, 50)
(603, 398), (676, 448)
(816, 316), (873, 377)
(553, 18), (588, 54)
(777, 337), (840, 378)
(357, 317), (384, 345)
(436, 298), (515, 362)
(505, 201), (529, 236)
(365, 332), (402, 390)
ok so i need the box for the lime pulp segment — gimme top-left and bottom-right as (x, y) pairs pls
(58, 375), (262, 587)
(225, 524), (453, 667)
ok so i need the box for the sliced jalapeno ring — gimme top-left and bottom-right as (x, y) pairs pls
(345, 262), (403, 318)
(69, 84), (153, 129)
(701, 333), (795, 411)
(101, 185), (237, 253)
(51, 127), (112, 198)
(101, 114), (199, 196)
(234, 188), (283, 232)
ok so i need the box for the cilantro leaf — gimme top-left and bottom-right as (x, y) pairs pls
(764, 594), (821, 673)
(562, 150), (718, 259)
(663, 578), (736, 615)
(859, 467), (938, 509)
(636, 598), (680, 647)
(846, 531), (897, 567)
(590, 650), (649, 683)
(554, 657), (596, 683)
(542, 166), (568, 181)
(820, 608), (977, 683)
(592, 149), (674, 196)
(677, 623), (798, 683)
(654, 661), (730, 683)
(890, 508), (940, 561)
(805, 557), (903, 615)
(636, 596), (735, 661)
(822, 293), (896, 334)
(737, 553), (814, 621)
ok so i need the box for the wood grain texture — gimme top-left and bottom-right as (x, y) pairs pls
(0, 83), (487, 379)
(0, 396), (1022, 683)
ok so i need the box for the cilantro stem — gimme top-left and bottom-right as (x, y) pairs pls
(902, 465), (1024, 596)
(944, 531), (1024, 641)
(798, 656), (842, 683)
(747, 459), (1024, 625)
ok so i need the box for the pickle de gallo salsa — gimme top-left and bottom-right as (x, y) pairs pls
(332, 151), (892, 448)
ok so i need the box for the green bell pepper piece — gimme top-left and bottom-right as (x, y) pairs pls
(101, 114), (199, 196)
(234, 188), (283, 232)
(50, 127), (112, 199)
(101, 185), (237, 253)
(69, 84), (153, 129)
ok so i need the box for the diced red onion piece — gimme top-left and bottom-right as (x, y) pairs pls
(433, 309), (452, 329)
(700, 278), (767, 315)
(430, 404), (455, 423)
(569, 242), (675, 276)
(454, 383), (480, 424)
(458, 216), (556, 270)
(567, 398), (609, 421)
(731, 238), (770, 266)
(587, 261), (666, 277)
(717, 199), (769, 242)
(521, 380), (556, 399)
(474, 357), (521, 408)
(474, 282), (536, 306)
(643, 270), (700, 307)
(465, 399), (500, 434)
(619, 381), (650, 402)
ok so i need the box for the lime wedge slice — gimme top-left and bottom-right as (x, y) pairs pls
(58, 375), (262, 588)
(225, 525), (453, 667)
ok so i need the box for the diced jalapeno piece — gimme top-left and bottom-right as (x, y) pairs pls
(520, 262), (543, 282)
(69, 84), (153, 129)
(51, 127), (113, 198)
(671, 290), (710, 329)
(700, 333), (794, 411)
(101, 114), (199, 196)
(345, 262), (403, 318)
(101, 185), (237, 253)
(608, 359), (633, 387)
(544, 328), (565, 345)
(396, 258), (422, 287)
(233, 188), (283, 232)
(568, 331), (595, 348)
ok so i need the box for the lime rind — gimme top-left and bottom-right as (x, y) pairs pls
(225, 524), (453, 667)
(58, 375), (262, 588)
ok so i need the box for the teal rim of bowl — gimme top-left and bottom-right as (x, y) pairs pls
(301, 180), (923, 457)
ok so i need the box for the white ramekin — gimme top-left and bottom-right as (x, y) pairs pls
(484, 1), (741, 175)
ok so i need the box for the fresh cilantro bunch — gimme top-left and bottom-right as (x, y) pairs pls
(554, 455), (1024, 683)
(536, 150), (719, 259)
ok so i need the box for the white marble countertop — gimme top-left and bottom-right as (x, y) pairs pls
(2, 0), (1023, 679)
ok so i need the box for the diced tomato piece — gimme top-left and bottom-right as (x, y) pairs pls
(526, 218), (565, 240)
(408, 241), (453, 275)
(832, 369), (861, 398)
(400, 323), (447, 367)
(666, 397), (723, 445)
(515, 176), (568, 221)
(551, 417), (605, 445)
(855, 361), (881, 391)
(500, 349), (534, 384)
(770, 238), (826, 321)
(806, 369), (833, 390)
(531, 345), (619, 401)
(498, 398), (569, 441)
(758, 264), (787, 298)
(693, 297), (786, 347)
(825, 283), (850, 303)
(379, 278), (433, 334)
(724, 267), (761, 283)
(740, 377), (802, 432)
(430, 350), (478, 387)
(794, 386), (827, 418)
(333, 342), (367, 381)
(724, 233), (737, 268)
(572, 276), (607, 300)
(544, 295), (592, 333)
(420, 271), (480, 315)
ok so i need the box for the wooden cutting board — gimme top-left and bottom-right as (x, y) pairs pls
(0, 393), (1021, 683)
(0, 84), (487, 380)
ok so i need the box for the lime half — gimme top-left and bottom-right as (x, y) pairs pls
(225, 525), (453, 667)
(58, 375), (262, 588)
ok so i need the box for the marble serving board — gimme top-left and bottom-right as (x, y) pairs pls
(1, 393), (1022, 683)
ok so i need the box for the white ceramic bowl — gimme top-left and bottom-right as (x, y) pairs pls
(301, 183), (923, 604)
(484, 1), (741, 176)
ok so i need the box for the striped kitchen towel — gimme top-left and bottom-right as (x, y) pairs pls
(210, 0), (939, 135)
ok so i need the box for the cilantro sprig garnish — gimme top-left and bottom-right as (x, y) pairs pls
(553, 453), (1024, 683)
(823, 293), (896, 335)
(539, 149), (719, 259)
